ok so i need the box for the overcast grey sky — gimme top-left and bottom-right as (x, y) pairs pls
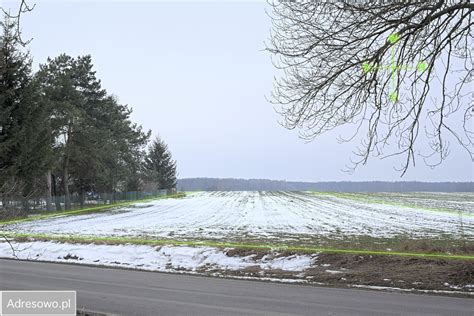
(6, 0), (473, 182)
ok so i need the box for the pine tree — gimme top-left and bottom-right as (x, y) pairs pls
(0, 18), (31, 179)
(36, 54), (88, 209)
(0, 18), (51, 212)
(37, 54), (150, 206)
(143, 137), (177, 190)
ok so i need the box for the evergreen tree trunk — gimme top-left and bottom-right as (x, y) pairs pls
(63, 124), (72, 210)
(45, 170), (52, 211)
(63, 163), (71, 210)
(21, 195), (29, 213)
(51, 173), (62, 211)
(79, 185), (85, 208)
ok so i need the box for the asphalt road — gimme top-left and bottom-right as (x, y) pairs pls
(0, 259), (472, 315)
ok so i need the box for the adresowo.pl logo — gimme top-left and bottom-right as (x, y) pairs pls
(0, 291), (76, 316)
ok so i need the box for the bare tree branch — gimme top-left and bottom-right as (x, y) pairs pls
(1, 234), (19, 259)
(1, 0), (35, 45)
(267, 1), (473, 175)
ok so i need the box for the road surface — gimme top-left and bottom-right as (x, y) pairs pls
(0, 259), (472, 315)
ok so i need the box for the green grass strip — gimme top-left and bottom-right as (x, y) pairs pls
(2, 232), (473, 260)
(308, 191), (473, 217)
(183, 191), (202, 196)
(0, 193), (186, 226)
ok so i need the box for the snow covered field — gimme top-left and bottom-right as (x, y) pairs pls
(1, 191), (472, 293)
(3, 191), (473, 240)
(345, 191), (474, 214)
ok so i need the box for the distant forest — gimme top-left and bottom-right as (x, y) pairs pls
(178, 178), (473, 192)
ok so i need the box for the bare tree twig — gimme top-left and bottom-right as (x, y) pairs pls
(1, 0), (35, 45)
(267, 1), (473, 175)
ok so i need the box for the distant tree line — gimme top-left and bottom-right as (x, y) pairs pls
(178, 178), (473, 193)
(0, 18), (177, 215)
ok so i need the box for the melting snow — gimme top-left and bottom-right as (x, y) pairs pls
(351, 285), (474, 296)
(0, 241), (316, 273)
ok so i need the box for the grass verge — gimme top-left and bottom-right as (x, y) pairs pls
(2, 232), (473, 260)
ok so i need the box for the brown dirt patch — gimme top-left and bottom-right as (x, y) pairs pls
(225, 248), (267, 260)
(219, 249), (474, 294)
(305, 253), (474, 292)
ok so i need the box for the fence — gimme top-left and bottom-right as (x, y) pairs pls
(0, 189), (170, 214)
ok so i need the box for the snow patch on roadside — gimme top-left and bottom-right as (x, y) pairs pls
(0, 241), (315, 273)
(351, 285), (474, 296)
(210, 274), (312, 284)
(259, 254), (314, 271)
